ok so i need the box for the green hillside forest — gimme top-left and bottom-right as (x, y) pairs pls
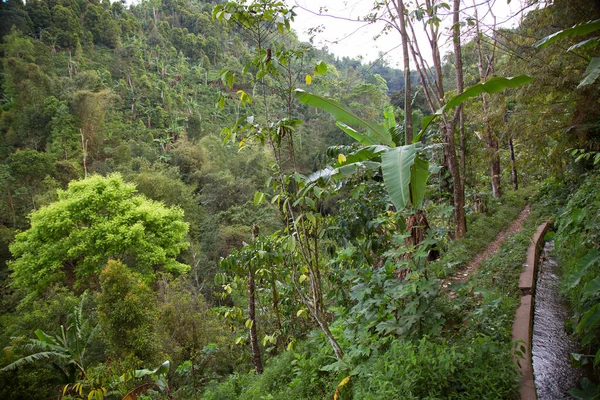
(0, 0), (600, 398)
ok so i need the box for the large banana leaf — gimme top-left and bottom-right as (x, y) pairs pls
(418, 74), (534, 137)
(381, 144), (422, 211)
(294, 89), (394, 147)
(534, 19), (600, 49)
(410, 156), (429, 207)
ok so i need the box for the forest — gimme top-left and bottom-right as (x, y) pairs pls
(0, 0), (599, 398)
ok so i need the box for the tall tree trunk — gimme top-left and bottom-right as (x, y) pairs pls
(509, 136), (518, 190)
(474, 1), (501, 198)
(248, 225), (263, 374)
(459, 108), (466, 189)
(406, 0), (466, 238)
(451, 0), (467, 238)
(394, 0), (413, 143)
(443, 123), (467, 238)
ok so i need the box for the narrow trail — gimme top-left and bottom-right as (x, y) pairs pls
(443, 205), (531, 294)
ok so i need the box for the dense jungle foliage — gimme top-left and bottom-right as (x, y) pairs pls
(0, 0), (599, 398)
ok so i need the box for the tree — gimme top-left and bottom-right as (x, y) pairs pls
(98, 260), (159, 365)
(9, 174), (190, 296)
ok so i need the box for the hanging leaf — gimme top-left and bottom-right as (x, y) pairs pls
(314, 60), (328, 75)
(410, 156), (429, 207)
(381, 144), (420, 211)
(305, 74), (312, 85)
(334, 376), (352, 400)
(254, 191), (265, 205)
(578, 57), (600, 87)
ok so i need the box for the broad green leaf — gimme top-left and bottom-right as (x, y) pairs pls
(534, 19), (600, 49)
(576, 304), (600, 335)
(415, 75), (534, 139)
(565, 249), (599, 290)
(383, 105), (396, 133)
(315, 60), (327, 75)
(381, 144), (420, 211)
(582, 276), (600, 302)
(253, 191), (265, 205)
(294, 89), (394, 146)
(446, 75), (535, 109)
(410, 156), (429, 207)
(578, 57), (600, 87)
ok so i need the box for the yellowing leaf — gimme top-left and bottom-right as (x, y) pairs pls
(297, 309), (307, 317)
(245, 319), (254, 329)
(334, 376), (352, 400)
(305, 74), (312, 85)
(299, 274), (308, 283)
(338, 153), (347, 163)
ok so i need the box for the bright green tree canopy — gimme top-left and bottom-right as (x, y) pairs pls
(9, 174), (190, 295)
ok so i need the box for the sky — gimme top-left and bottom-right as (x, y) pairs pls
(289, 0), (532, 67)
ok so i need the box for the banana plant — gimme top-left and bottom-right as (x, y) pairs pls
(1, 292), (97, 383)
(294, 74), (534, 212)
(294, 90), (429, 212)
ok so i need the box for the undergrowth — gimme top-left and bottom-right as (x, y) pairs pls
(201, 187), (545, 399)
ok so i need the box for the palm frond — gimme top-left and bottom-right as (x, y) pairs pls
(1, 351), (68, 371)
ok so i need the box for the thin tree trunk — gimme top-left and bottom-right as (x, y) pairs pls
(393, 0), (413, 142)
(490, 135), (501, 197)
(248, 225), (263, 374)
(406, 0), (466, 238)
(509, 136), (518, 190)
(459, 108), (466, 189)
(443, 123), (467, 238)
(315, 313), (344, 360)
(451, 0), (467, 238)
(270, 277), (284, 352)
(474, 1), (501, 198)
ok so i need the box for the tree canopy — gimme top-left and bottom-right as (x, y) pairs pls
(9, 173), (189, 295)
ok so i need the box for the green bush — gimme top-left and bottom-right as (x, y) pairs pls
(201, 340), (341, 400)
(353, 337), (519, 399)
(555, 173), (600, 367)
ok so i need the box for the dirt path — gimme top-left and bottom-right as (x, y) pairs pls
(443, 205), (531, 293)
